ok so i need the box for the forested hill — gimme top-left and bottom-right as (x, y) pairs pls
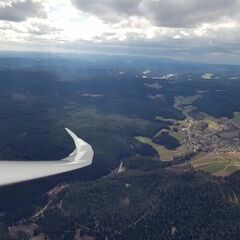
(2, 157), (239, 240)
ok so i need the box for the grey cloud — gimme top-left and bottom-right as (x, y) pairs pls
(143, 0), (240, 27)
(72, 0), (140, 22)
(72, 0), (240, 27)
(0, 0), (47, 22)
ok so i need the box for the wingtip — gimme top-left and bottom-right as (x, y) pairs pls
(65, 128), (89, 146)
(65, 128), (78, 141)
(65, 127), (73, 135)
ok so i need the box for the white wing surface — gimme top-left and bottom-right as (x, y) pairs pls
(0, 128), (94, 187)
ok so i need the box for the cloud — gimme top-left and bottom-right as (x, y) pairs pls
(27, 22), (60, 35)
(142, 0), (240, 28)
(72, 0), (240, 28)
(0, 0), (47, 22)
(71, 0), (140, 23)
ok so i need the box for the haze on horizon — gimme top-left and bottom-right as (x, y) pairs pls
(0, 0), (240, 64)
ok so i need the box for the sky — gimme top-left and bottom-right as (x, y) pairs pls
(0, 0), (240, 64)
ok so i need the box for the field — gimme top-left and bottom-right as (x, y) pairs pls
(219, 130), (240, 139)
(201, 112), (221, 130)
(191, 152), (240, 176)
(170, 129), (188, 144)
(155, 116), (177, 124)
(175, 94), (202, 106)
(135, 136), (190, 161)
(233, 111), (240, 126)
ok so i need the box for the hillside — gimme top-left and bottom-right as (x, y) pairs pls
(2, 158), (240, 240)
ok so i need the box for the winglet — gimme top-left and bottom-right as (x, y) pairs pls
(65, 128), (94, 164)
(65, 128), (87, 146)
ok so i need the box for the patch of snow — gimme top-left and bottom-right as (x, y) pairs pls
(160, 73), (177, 80)
(143, 69), (151, 74)
(202, 73), (213, 80)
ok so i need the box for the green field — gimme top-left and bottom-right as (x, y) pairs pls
(155, 116), (177, 124)
(175, 94), (202, 106)
(135, 136), (190, 161)
(191, 152), (240, 176)
(201, 112), (221, 130)
(170, 129), (187, 144)
(233, 112), (240, 126)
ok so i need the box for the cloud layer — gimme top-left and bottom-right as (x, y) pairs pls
(0, 0), (240, 64)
